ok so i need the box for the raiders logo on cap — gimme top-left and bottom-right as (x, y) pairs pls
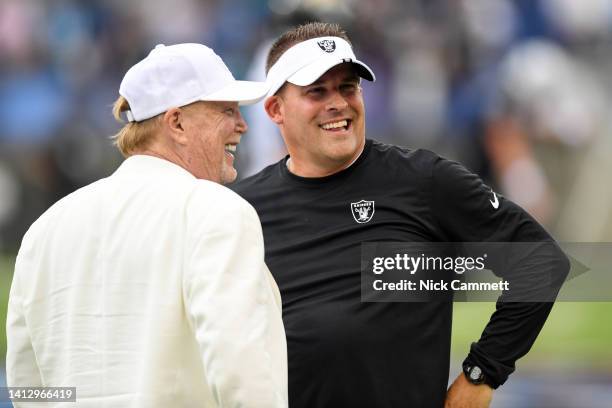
(317, 39), (336, 53)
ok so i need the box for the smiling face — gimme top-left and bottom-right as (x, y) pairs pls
(265, 63), (366, 177)
(181, 101), (247, 184)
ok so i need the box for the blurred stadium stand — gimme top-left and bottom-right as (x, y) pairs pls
(3, 0), (612, 248)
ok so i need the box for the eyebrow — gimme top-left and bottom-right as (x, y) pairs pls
(308, 75), (361, 87)
(216, 101), (238, 108)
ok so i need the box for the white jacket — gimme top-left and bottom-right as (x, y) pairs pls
(6, 155), (288, 408)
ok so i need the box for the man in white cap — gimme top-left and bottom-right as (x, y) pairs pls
(7, 43), (288, 407)
(232, 23), (568, 408)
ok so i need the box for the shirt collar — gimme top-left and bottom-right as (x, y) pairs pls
(114, 154), (196, 179)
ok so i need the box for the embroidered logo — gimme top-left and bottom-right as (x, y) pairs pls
(317, 39), (336, 53)
(351, 200), (375, 223)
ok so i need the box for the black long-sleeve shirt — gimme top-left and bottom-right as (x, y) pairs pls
(232, 139), (568, 408)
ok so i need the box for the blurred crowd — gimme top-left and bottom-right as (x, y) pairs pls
(2, 0), (612, 251)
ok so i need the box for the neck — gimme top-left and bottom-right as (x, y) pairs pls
(286, 143), (365, 177)
(134, 145), (190, 174)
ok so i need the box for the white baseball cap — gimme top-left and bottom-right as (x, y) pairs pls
(266, 36), (376, 97)
(119, 43), (269, 122)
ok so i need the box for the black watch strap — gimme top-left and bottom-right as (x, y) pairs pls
(462, 361), (486, 385)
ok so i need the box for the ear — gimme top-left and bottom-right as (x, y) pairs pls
(264, 96), (284, 125)
(163, 108), (189, 145)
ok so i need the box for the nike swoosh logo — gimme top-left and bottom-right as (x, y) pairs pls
(489, 191), (499, 209)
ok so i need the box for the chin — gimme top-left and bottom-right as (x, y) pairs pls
(220, 168), (238, 185)
(331, 137), (361, 155)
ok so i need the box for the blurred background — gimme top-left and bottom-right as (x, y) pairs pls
(1, 0), (611, 406)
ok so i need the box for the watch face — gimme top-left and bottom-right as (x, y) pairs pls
(469, 366), (483, 381)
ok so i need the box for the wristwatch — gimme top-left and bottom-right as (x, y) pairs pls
(462, 362), (485, 385)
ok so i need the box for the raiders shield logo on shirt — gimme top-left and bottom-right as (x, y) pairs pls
(351, 200), (375, 223)
(317, 39), (336, 53)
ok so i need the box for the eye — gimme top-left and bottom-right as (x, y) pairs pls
(307, 87), (326, 96)
(224, 107), (235, 116)
(340, 83), (359, 94)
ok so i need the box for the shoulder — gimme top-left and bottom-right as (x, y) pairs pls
(365, 140), (481, 199)
(373, 140), (473, 179)
(366, 139), (444, 179)
(428, 154), (482, 189)
(18, 178), (108, 254)
(189, 178), (254, 212)
(183, 180), (264, 251)
(230, 160), (284, 197)
(186, 179), (261, 232)
(34, 178), (107, 222)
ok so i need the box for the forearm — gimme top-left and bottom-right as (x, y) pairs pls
(465, 246), (570, 387)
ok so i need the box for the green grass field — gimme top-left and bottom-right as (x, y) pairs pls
(1, 253), (611, 370)
(451, 302), (612, 371)
(0, 255), (13, 363)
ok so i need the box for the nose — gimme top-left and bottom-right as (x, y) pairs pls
(326, 91), (348, 111)
(235, 109), (248, 134)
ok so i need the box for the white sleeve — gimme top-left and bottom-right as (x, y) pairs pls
(183, 194), (288, 408)
(6, 251), (43, 390)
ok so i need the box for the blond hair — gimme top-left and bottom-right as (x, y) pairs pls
(111, 96), (161, 157)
